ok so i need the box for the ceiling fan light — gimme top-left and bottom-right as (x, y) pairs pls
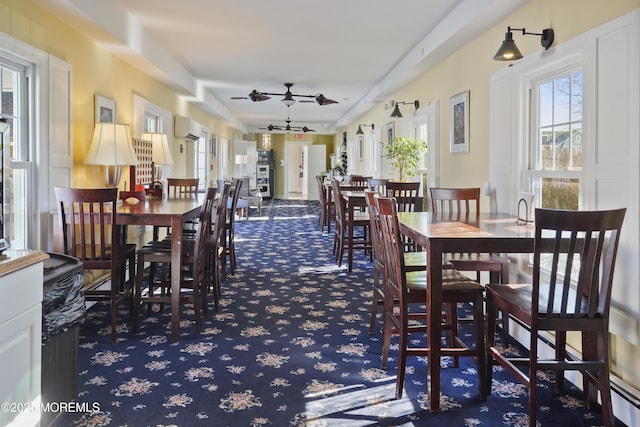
(281, 95), (296, 107)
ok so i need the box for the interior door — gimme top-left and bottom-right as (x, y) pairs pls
(302, 145), (326, 200)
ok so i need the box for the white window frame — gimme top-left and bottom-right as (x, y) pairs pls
(525, 64), (584, 210)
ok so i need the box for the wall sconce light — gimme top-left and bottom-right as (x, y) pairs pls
(85, 123), (139, 187)
(493, 26), (554, 61)
(390, 100), (420, 118)
(355, 123), (374, 135)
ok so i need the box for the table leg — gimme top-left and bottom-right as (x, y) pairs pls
(347, 201), (354, 272)
(170, 216), (183, 341)
(427, 240), (443, 412)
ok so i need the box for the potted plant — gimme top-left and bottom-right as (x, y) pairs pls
(384, 136), (427, 181)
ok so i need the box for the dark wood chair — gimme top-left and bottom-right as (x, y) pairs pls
(367, 178), (388, 195)
(344, 175), (371, 190)
(223, 178), (243, 276)
(364, 190), (426, 336)
(375, 196), (487, 399)
(153, 178), (200, 241)
(486, 207), (626, 427)
(331, 179), (370, 268)
(133, 187), (218, 334)
(386, 181), (422, 212)
(430, 187), (510, 282)
(316, 175), (334, 233)
(387, 181), (422, 252)
(54, 186), (136, 344)
(209, 182), (231, 308)
(167, 178), (199, 197)
(430, 186), (511, 343)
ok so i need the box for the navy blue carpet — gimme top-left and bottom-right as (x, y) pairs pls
(61, 199), (620, 426)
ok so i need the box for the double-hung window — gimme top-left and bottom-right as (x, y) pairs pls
(1, 55), (32, 250)
(526, 69), (583, 210)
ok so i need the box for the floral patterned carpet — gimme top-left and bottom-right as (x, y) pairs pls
(62, 199), (619, 427)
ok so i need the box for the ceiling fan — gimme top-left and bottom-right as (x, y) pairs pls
(231, 83), (338, 106)
(259, 114), (316, 133)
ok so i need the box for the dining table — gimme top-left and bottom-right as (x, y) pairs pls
(117, 194), (204, 341)
(396, 211), (536, 412)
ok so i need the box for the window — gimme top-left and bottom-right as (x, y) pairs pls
(194, 134), (207, 192)
(527, 70), (583, 210)
(1, 56), (31, 250)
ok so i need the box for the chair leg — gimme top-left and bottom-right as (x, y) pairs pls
(395, 318), (408, 399)
(368, 269), (381, 334)
(380, 312), (393, 370)
(445, 302), (460, 368)
(133, 255), (145, 333)
(473, 293), (487, 401)
(528, 332), (538, 427)
(486, 293), (497, 397)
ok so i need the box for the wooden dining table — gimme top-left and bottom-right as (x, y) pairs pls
(117, 195), (204, 341)
(397, 211), (536, 412)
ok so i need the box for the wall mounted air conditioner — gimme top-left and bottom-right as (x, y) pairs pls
(174, 116), (201, 141)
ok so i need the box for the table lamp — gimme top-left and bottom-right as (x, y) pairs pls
(85, 123), (139, 187)
(141, 132), (174, 197)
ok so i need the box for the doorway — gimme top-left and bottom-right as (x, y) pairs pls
(284, 140), (310, 199)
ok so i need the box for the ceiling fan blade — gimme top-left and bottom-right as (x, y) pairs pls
(315, 94), (338, 105)
(248, 89), (271, 102)
(298, 100), (315, 103)
(230, 97), (248, 100)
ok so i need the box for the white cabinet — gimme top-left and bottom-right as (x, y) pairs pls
(0, 250), (48, 427)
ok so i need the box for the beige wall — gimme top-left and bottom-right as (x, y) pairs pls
(0, 0), (236, 190)
(339, 0), (640, 394)
(2, 0), (639, 396)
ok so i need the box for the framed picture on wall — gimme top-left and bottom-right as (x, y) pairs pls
(95, 94), (116, 124)
(449, 90), (469, 154)
(211, 135), (217, 159)
(385, 121), (394, 145)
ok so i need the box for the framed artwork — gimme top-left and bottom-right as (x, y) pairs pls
(385, 121), (394, 145)
(211, 135), (217, 159)
(449, 90), (469, 154)
(95, 94), (116, 124)
(357, 135), (364, 161)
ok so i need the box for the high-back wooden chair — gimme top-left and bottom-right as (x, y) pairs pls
(316, 175), (328, 232)
(386, 181), (422, 212)
(223, 178), (243, 276)
(209, 182), (231, 307)
(330, 179), (370, 268)
(367, 178), (388, 195)
(486, 207), (626, 427)
(167, 178), (199, 197)
(430, 186), (511, 342)
(430, 187), (510, 282)
(345, 175), (371, 190)
(54, 186), (136, 344)
(365, 190), (427, 336)
(375, 196), (487, 399)
(133, 187), (218, 334)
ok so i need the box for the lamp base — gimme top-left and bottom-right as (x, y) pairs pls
(104, 165), (122, 188)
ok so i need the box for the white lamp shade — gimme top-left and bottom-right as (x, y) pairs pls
(85, 123), (139, 166)
(142, 132), (174, 165)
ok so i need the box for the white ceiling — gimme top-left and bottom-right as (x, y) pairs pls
(35, 0), (529, 134)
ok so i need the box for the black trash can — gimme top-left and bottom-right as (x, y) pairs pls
(41, 252), (85, 427)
